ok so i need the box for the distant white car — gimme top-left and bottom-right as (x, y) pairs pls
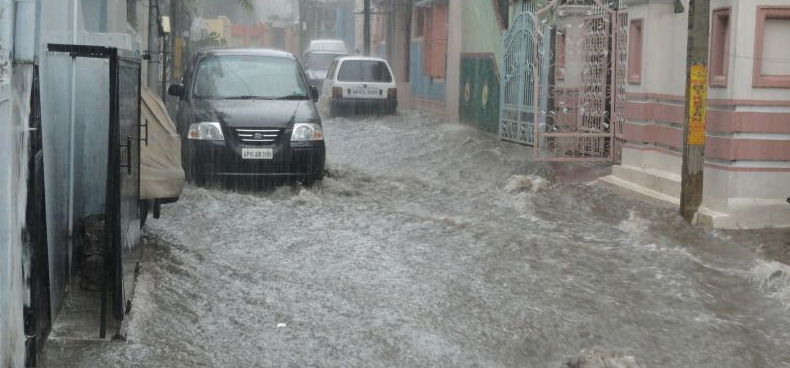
(303, 51), (347, 91)
(305, 39), (348, 55)
(322, 56), (398, 116)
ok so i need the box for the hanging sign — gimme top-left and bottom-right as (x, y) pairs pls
(687, 64), (708, 145)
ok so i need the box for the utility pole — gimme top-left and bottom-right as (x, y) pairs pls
(363, 0), (371, 56)
(161, 32), (169, 99)
(147, 0), (160, 93)
(170, 0), (181, 83)
(679, 0), (711, 223)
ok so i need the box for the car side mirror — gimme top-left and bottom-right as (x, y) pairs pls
(168, 84), (185, 97)
(310, 86), (319, 102)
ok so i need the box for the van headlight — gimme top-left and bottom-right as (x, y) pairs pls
(188, 122), (225, 141)
(291, 122), (324, 141)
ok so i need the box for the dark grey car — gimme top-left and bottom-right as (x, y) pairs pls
(168, 49), (325, 186)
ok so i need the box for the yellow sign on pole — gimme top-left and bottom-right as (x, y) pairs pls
(174, 37), (183, 80)
(687, 64), (708, 145)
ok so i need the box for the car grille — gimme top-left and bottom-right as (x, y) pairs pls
(234, 128), (282, 146)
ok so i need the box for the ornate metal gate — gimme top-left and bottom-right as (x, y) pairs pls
(499, 8), (543, 146)
(499, 0), (627, 162)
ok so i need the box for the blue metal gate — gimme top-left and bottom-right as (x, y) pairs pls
(498, 7), (544, 146)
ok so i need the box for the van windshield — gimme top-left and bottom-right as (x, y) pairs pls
(308, 40), (346, 53)
(337, 60), (393, 83)
(306, 53), (344, 71)
(193, 55), (309, 99)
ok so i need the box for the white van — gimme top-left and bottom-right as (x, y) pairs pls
(305, 39), (348, 55)
(322, 56), (398, 116)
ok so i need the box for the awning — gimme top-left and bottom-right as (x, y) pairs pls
(415, 0), (448, 8)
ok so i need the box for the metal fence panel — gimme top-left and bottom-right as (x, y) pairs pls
(112, 55), (143, 323)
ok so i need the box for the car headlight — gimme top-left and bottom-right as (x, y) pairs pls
(188, 122), (225, 141)
(291, 122), (324, 142)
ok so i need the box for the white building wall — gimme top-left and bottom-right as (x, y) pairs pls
(609, 0), (685, 204)
(38, 0), (85, 318)
(699, 0), (790, 228)
(720, 0), (790, 102)
(1, 0), (33, 366)
(627, 1), (688, 97)
(608, 0), (790, 229)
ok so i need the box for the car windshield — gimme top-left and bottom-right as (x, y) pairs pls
(337, 60), (393, 83)
(306, 53), (343, 70)
(193, 55), (309, 99)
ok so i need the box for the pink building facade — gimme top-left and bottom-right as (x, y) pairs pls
(605, 0), (790, 229)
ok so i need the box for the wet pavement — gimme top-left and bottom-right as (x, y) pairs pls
(44, 111), (790, 367)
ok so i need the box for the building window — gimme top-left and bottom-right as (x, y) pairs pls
(710, 8), (731, 87)
(627, 19), (643, 84)
(418, 4), (448, 79)
(555, 30), (566, 80)
(753, 6), (790, 88)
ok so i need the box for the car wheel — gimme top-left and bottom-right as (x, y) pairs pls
(301, 171), (325, 187)
(330, 103), (340, 118)
(184, 165), (209, 187)
(386, 103), (397, 115)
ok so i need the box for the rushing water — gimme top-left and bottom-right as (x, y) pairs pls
(46, 111), (790, 367)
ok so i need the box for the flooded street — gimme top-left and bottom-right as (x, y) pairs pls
(48, 112), (790, 367)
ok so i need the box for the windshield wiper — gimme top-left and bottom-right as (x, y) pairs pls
(217, 95), (309, 100)
(274, 95), (310, 100)
(218, 96), (274, 100)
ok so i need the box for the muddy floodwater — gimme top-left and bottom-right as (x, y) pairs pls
(45, 111), (790, 367)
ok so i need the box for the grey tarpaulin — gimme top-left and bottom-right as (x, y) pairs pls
(140, 87), (184, 200)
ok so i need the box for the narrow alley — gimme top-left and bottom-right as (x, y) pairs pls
(42, 112), (790, 368)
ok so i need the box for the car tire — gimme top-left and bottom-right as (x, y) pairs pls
(330, 103), (340, 118)
(184, 163), (208, 187)
(387, 104), (397, 115)
(302, 171), (325, 187)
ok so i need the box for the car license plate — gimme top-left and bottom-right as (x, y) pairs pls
(241, 148), (273, 160)
(349, 88), (380, 96)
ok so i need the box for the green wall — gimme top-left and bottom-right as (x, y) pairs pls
(458, 1), (503, 134)
(459, 55), (500, 134)
(462, 0), (504, 63)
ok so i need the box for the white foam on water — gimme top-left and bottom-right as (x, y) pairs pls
(616, 211), (755, 280)
(503, 175), (551, 194)
(125, 264), (155, 343)
(617, 210), (649, 236)
(750, 260), (790, 309)
(291, 187), (323, 206)
(568, 347), (644, 368)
